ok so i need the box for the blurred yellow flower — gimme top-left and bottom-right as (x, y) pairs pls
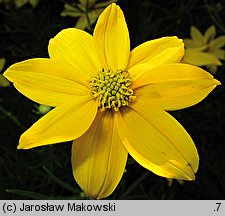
(61, 0), (117, 30)
(0, 0), (39, 8)
(15, 0), (39, 7)
(182, 25), (225, 73)
(0, 58), (10, 87)
(4, 4), (220, 199)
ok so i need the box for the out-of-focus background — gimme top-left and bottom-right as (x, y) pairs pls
(0, 0), (225, 199)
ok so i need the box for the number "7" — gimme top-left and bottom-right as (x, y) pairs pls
(216, 203), (221, 211)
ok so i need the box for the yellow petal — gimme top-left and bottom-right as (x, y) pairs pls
(133, 63), (220, 110)
(75, 15), (87, 30)
(204, 25), (216, 43)
(116, 105), (199, 180)
(18, 97), (97, 149)
(3, 58), (90, 107)
(214, 49), (225, 60)
(72, 111), (127, 199)
(128, 37), (184, 78)
(210, 35), (225, 49)
(135, 78), (219, 111)
(48, 28), (101, 76)
(133, 63), (218, 88)
(190, 26), (204, 45)
(93, 3), (130, 69)
(184, 44), (208, 52)
(128, 37), (183, 67)
(182, 50), (221, 66)
(183, 39), (199, 48)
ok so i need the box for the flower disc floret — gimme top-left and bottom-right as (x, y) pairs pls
(89, 68), (135, 111)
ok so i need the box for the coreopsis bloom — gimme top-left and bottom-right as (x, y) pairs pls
(4, 3), (220, 199)
(182, 25), (225, 73)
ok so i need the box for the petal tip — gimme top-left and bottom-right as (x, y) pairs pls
(3, 70), (11, 81)
(18, 136), (30, 150)
(186, 162), (197, 181)
(215, 79), (221, 86)
(17, 142), (33, 150)
(111, 2), (117, 7)
(17, 143), (24, 150)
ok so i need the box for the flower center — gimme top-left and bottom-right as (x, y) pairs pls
(89, 68), (135, 111)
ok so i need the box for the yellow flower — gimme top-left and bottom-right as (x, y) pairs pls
(182, 25), (225, 73)
(4, 3), (220, 199)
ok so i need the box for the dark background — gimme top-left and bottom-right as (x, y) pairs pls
(0, 0), (225, 199)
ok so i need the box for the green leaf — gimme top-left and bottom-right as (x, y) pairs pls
(14, 0), (39, 8)
(0, 58), (10, 87)
(0, 58), (5, 71)
(79, 0), (96, 6)
(42, 166), (80, 194)
(29, 0), (39, 7)
(61, 4), (82, 17)
(0, 74), (10, 87)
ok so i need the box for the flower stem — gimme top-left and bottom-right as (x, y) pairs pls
(0, 104), (25, 129)
(120, 172), (149, 199)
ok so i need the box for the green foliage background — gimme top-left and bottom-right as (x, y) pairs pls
(0, 0), (225, 199)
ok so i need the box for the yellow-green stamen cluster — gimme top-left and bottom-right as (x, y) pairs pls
(89, 68), (135, 111)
